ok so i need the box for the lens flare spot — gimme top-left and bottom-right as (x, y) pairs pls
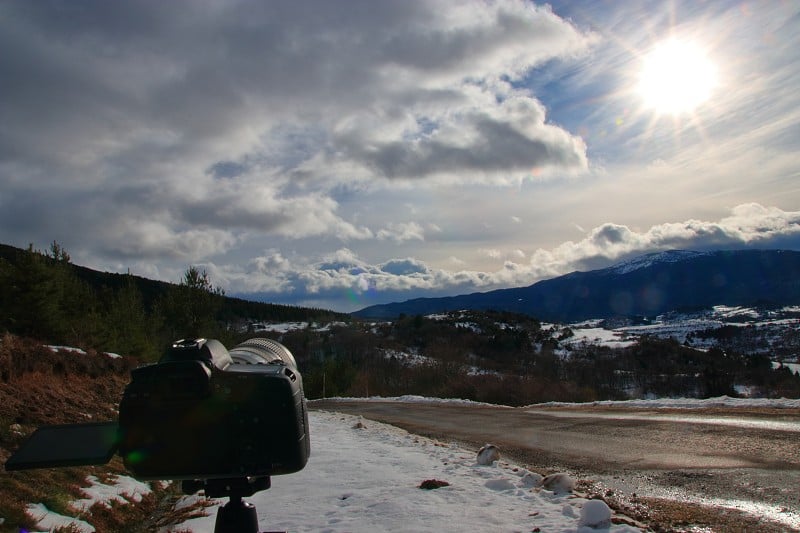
(125, 450), (147, 464)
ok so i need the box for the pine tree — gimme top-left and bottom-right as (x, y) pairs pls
(160, 266), (226, 341)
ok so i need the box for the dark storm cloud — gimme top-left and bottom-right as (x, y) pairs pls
(350, 115), (585, 179)
(207, 161), (247, 180)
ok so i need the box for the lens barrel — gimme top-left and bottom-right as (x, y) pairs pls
(228, 338), (298, 368)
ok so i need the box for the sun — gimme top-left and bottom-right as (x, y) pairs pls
(637, 38), (717, 115)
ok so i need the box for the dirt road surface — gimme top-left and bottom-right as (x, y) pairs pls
(310, 400), (800, 532)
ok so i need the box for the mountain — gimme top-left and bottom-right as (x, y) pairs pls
(352, 250), (800, 322)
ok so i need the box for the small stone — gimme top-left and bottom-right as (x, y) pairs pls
(419, 479), (450, 490)
(541, 473), (575, 494)
(477, 443), (500, 465)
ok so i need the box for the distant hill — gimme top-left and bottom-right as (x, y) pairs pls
(352, 250), (800, 322)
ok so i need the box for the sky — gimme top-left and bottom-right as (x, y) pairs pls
(1, 0), (799, 313)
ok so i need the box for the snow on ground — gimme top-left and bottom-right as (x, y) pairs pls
(249, 321), (309, 333)
(71, 475), (153, 511)
(169, 411), (640, 533)
(772, 361), (800, 375)
(314, 395), (512, 408)
(315, 394), (800, 410)
(46, 345), (87, 355)
(711, 305), (760, 319)
(25, 475), (153, 533)
(25, 503), (95, 533)
(538, 395), (800, 409)
(382, 347), (434, 366)
(247, 321), (349, 334)
(46, 345), (122, 359)
(560, 327), (637, 350)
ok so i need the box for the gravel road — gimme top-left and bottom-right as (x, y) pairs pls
(310, 400), (800, 532)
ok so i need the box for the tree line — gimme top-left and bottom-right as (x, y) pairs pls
(0, 242), (344, 361)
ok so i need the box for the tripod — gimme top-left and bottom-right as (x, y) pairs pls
(182, 476), (282, 533)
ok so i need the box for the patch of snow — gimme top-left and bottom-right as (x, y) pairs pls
(571, 319), (604, 328)
(561, 327), (636, 349)
(250, 321), (309, 333)
(711, 305), (760, 319)
(455, 321), (482, 333)
(772, 361), (800, 375)
(314, 321), (349, 332)
(580, 499), (612, 529)
(535, 395), (800, 409)
(609, 250), (708, 275)
(466, 366), (501, 377)
(246, 321), (349, 334)
(45, 344), (121, 358)
(733, 384), (759, 397)
(26, 503), (94, 533)
(311, 395), (512, 408)
(72, 475), (152, 511)
(382, 348), (433, 367)
(46, 345), (87, 355)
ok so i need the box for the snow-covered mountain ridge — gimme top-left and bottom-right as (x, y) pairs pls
(354, 249), (800, 322)
(605, 250), (711, 275)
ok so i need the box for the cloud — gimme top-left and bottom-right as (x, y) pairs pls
(0, 0), (595, 264)
(531, 203), (800, 273)
(376, 222), (426, 243)
(381, 258), (430, 276)
(334, 93), (588, 181)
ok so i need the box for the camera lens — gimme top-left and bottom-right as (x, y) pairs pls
(228, 338), (298, 369)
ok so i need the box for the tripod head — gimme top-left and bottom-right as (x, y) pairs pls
(182, 477), (278, 533)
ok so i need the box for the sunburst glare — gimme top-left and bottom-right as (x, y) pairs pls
(638, 38), (717, 115)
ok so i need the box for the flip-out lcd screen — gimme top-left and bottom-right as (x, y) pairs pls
(5, 421), (118, 471)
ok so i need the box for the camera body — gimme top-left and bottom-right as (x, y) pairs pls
(118, 338), (309, 480)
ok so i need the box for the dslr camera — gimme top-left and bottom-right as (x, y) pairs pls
(118, 337), (310, 480)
